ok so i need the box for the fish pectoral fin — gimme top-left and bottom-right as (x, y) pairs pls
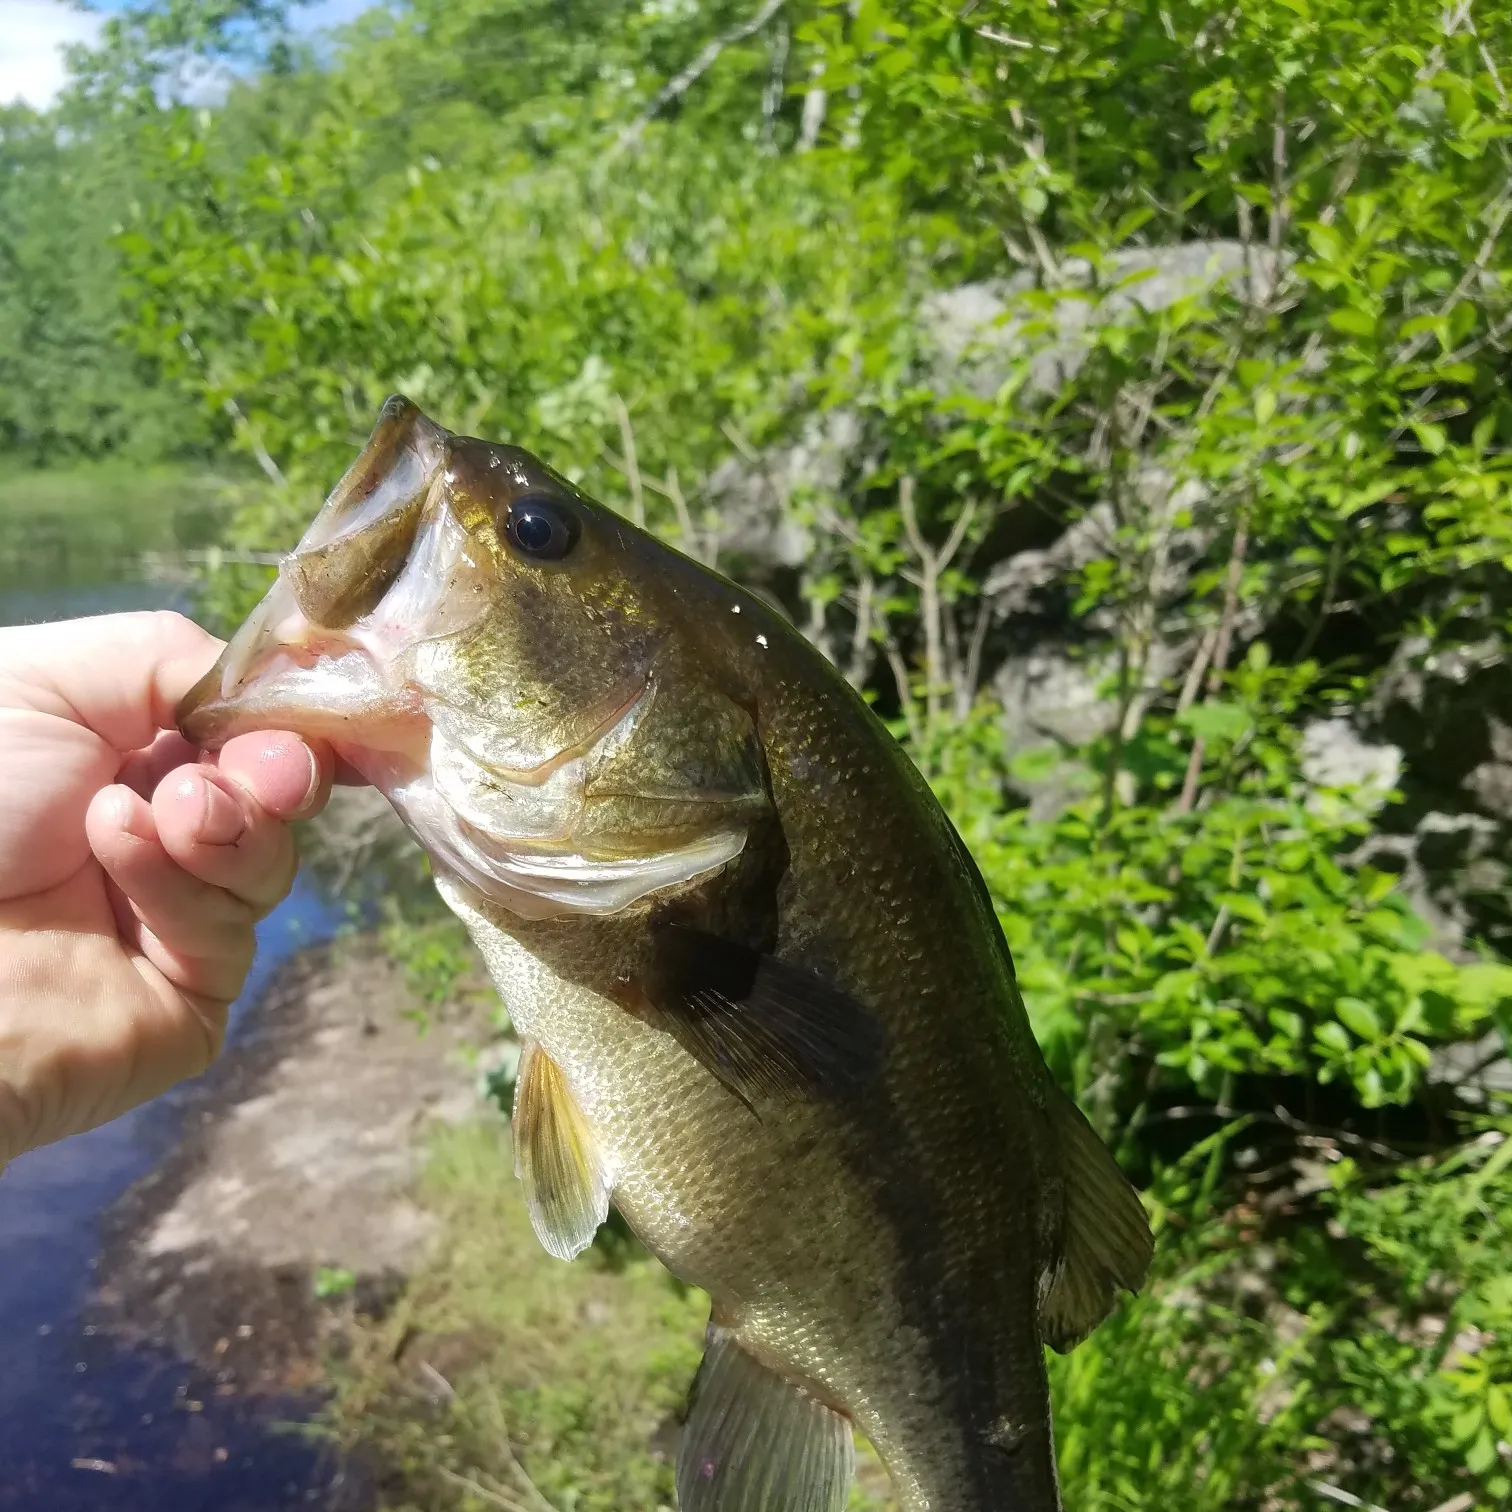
(512, 1040), (610, 1261)
(678, 1324), (853, 1512)
(631, 924), (885, 1107)
(1040, 1087), (1155, 1353)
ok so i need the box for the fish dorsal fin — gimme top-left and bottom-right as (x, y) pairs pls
(630, 924), (885, 1108)
(678, 1324), (854, 1512)
(1040, 1087), (1154, 1353)
(512, 1040), (610, 1261)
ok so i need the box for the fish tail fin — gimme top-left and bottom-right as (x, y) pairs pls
(1041, 1086), (1154, 1352)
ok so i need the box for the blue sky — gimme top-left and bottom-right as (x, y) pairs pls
(0, 0), (376, 107)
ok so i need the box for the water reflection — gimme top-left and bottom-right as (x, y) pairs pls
(0, 475), (365, 1507)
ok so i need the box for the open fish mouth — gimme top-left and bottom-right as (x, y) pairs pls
(179, 397), (476, 768)
(178, 397), (748, 919)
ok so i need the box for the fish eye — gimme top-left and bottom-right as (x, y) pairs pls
(503, 495), (579, 562)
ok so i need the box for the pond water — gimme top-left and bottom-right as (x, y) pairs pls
(0, 474), (360, 1508)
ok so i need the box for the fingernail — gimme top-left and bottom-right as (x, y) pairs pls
(191, 775), (246, 845)
(292, 744), (321, 818)
(107, 787), (152, 841)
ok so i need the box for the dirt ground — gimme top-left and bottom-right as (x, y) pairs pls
(92, 943), (491, 1399)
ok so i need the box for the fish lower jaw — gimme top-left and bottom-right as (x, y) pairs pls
(394, 774), (750, 919)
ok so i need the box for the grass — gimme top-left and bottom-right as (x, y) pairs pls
(326, 1118), (707, 1512)
(326, 1118), (900, 1512)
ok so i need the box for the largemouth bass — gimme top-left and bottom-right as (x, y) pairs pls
(179, 398), (1152, 1512)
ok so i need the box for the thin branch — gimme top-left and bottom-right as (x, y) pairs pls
(221, 395), (286, 488)
(1267, 84), (1289, 304)
(1307, 1479), (1392, 1512)
(898, 474), (927, 560)
(719, 417), (761, 463)
(881, 628), (922, 747)
(1099, 640), (1134, 828)
(1428, 1495), (1475, 1512)
(937, 498), (979, 574)
(483, 1393), (559, 1512)
(1417, 0), (1476, 86)
(804, 585), (835, 665)
(612, 397), (645, 528)
(797, 68), (827, 151)
(1176, 626), (1219, 715)
(1294, 534), (1343, 662)
(1146, 1102), (1405, 1160)
(1175, 516), (1249, 815)
(1316, 142), (1364, 227)
(899, 477), (943, 722)
(438, 1469), (531, 1512)
(1393, 185), (1512, 368)
(1437, 306), (1512, 367)
(761, 15), (789, 150)
(845, 573), (875, 689)
(958, 596), (994, 717)
(899, 480), (978, 726)
(1203, 902), (1232, 957)
(613, 0), (787, 154)
(661, 468), (709, 564)
(1480, 41), (1509, 108)
(975, 26), (1034, 48)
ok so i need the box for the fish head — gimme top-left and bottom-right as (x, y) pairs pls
(179, 397), (768, 918)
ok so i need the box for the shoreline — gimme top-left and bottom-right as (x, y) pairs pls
(91, 940), (487, 1406)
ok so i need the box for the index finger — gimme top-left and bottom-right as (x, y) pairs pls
(0, 612), (225, 755)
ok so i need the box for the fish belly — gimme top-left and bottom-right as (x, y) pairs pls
(466, 914), (1061, 1512)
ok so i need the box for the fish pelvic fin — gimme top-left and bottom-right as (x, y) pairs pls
(626, 923), (885, 1110)
(677, 1323), (854, 1512)
(1040, 1087), (1154, 1353)
(512, 1039), (610, 1261)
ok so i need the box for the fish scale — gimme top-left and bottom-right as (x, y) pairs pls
(179, 396), (1153, 1512)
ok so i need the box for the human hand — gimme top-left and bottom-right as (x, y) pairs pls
(0, 611), (340, 1167)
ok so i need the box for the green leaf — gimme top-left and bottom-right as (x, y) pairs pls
(1412, 421), (1448, 456)
(1306, 222), (1344, 262)
(1180, 701), (1252, 742)
(1316, 1021), (1353, 1054)
(1336, 997), (1382, 1040)
(1329, 305), (1378, 338)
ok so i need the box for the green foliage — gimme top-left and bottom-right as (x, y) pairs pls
(929, 677), (1512, 1123)
(1055, 1120), (1512, 1510)
(0, 104), (206, 462)
(315, 1264), (358, 1299)
(377, 905), (484, 1011)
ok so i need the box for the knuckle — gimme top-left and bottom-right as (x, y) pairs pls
(129, 609), (193, 652)
(187, 1000), (229, 1075)
(248, 839), (300, 918)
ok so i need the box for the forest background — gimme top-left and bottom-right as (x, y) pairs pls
(5, 0), (1512, 1506)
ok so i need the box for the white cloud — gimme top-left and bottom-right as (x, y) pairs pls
(0, 0), (385, 112)
(0, 0), (105, 108)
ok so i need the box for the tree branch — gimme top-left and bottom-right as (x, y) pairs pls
(612, 396), (645, 527)
(613, 0), (787, 155)
(1175, 515), (1249, 815)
